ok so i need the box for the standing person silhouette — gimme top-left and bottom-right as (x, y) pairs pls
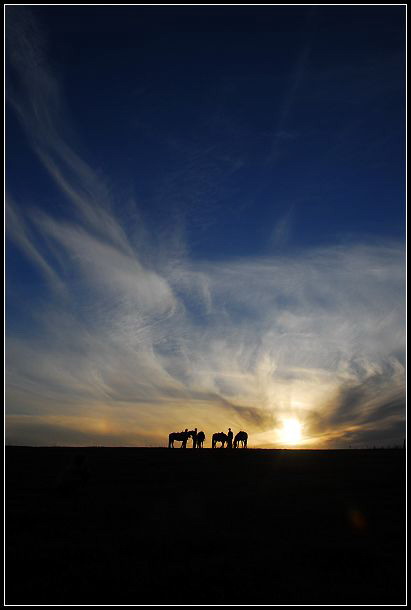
(182, 428), (189, 449)
(192, 427), (198, 449)
(227, 428), (233, 449)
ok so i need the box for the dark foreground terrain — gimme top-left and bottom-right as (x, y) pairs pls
(6, 447), (406, 605)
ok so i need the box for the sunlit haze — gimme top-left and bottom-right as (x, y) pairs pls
(279, 419), (303, 446)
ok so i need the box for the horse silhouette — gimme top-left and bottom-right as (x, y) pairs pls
(212, 432), (228, 448)
(168, 430), (192, 448)
(234, 431), (248, 448)
(196, 431), (205, 448)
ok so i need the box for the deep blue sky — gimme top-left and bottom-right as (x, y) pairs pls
(7, 6), (405, 259)
(6, 6), (406, 447)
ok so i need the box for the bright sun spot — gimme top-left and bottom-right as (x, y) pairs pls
(280, 418), (303, 445)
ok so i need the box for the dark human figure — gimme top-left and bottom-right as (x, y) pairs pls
(191, 427), (198, 449)
(168, 429), (191, 448)
(233, 430), (248, 448)
(182, 428), (189, 449)
(212, 432), (228, 448)
(196, 431), (205, 448)
(227, 428), (233, 449)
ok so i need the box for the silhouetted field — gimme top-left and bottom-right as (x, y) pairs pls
(6, 447), (405, 604)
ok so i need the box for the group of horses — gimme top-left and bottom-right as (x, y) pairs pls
(168, 429), (248, 449)
(168, 429), (205, 449)
(212, 431), (248, 448)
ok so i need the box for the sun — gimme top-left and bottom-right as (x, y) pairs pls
(279, 418), (303, 445)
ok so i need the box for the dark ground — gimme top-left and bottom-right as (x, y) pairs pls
(6, 446), (406, 605)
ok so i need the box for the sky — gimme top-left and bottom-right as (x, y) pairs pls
(5, 5), (406, 448)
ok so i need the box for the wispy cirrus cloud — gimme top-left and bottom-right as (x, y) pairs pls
(6, 232), (405, 447)
(6, 8), (405, 447)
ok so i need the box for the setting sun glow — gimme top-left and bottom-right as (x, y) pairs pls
(280, 419), (303, 445)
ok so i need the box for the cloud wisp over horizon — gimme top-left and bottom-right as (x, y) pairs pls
(6, 7), (405, 447)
